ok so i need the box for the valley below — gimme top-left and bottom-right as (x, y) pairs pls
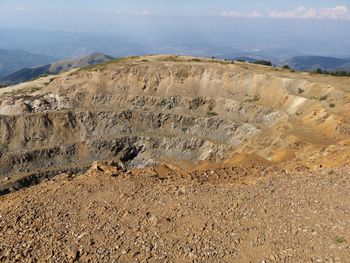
(0, 55), (350, 262)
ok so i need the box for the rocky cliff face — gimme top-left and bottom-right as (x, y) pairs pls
(0, 55), (350, 191)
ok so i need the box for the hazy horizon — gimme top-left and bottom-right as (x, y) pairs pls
(1, 1), (350, 59)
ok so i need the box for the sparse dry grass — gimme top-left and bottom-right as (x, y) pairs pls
(3, 86), (42, 96)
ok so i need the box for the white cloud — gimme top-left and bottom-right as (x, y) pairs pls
(269, 5), (350, 20)
(221, 10), (262, 18)
(319, 5), (350, 20)
(221, 11), (241, 18)
(221, 5), (350, 21)
(269, 6), (317, 19)
(246, 11), (263, 18)
(136, 11), (151, 16)
(14, 6), (27, 11)
(0, 6), (27, 12)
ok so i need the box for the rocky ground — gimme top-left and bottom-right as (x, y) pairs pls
(0, 159), (349, 262)
(1, 55), (350, 262)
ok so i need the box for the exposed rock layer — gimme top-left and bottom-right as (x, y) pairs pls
(0, 55), (350, 191)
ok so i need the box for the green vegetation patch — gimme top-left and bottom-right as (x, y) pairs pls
(319, 95), (328, 101)
(253, 60), (272, 66)
(335, 236), (346, 244)
(206, 111), (218, 116)
(314, 68), (350, 77)
(0, 143), (8, 152)
(206, 104), (218, 116)
(245, 94), (261, 103)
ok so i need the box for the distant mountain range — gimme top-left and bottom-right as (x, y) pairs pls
(1, 27), (350, 70)
(0, 53), (114, 86)
(0, 48), (57, 78)
(282, 56), (350, 71)
(47, 53), (114, 74)
(229, 55), (350, 72)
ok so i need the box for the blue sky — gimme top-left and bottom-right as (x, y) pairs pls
(1, 0), (350, 19)
(1, 1), (350, 35)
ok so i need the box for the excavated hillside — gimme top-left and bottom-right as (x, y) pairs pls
(1, 55), (350, 262)
(0, 55), (350, 193)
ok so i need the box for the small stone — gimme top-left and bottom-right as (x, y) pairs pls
(91, 161), (103, 172)
(67, 249), (80, 262)
(77, 232), (88, 240)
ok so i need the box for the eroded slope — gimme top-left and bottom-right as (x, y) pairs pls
(0, 55), (350, 191)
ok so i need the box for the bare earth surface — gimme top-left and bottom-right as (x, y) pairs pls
(0, 56), (350, 262)
(1, 159), (350, 263)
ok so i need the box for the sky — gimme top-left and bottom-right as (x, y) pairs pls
(1, 1), (350, 58)
(1, 0), (350, 30)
